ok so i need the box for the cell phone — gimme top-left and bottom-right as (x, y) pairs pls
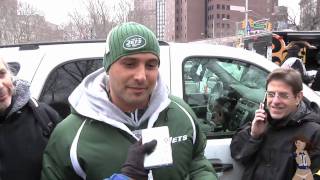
(260, 92), (269, 120)
(260, 92), (267, 110)
(141, 126), (173, 169)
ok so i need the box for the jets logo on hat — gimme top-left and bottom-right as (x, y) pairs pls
(123, 35), (146, 50)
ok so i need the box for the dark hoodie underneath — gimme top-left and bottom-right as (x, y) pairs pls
(230, 101), (320, 180)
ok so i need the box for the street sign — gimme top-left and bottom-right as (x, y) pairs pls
(237, 30), (245, 35)
(253, 23), (266, 30)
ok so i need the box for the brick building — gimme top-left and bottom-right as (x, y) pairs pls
(206, 0), (277, 39)
(129, 0), (157, 34)
(132, 0), (278, 42)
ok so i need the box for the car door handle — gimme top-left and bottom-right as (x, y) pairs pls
(209, 160), (233, 172)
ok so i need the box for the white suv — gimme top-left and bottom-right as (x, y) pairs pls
(1, 40), (319, 180)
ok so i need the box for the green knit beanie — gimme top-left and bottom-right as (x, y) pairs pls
(103, 22), (160, 71)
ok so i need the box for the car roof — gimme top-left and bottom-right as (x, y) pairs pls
(1, 40), (319, 105)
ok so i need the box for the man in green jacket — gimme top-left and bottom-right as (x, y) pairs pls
(41, 22), (217, 180)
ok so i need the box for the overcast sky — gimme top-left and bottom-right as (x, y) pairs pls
(19, 0), (300, 25)
(19, 0), (85, 24)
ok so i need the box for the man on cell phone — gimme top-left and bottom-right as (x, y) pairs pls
(230, 68), (320, 180)
(41, 22), (217, 180)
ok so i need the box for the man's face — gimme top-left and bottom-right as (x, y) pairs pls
(266, 80), (302, 120)
(108, 53), (159, 112)
(0, 61), (14, 112)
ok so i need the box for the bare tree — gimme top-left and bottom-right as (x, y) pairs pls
(67, 10), (93, 40)
(0, 1), (63, 44)
(111, 0), (133, 23)
(86, 0), (115, 38)
(287, 9), (300, 30)
(1, 0), (134, 44)
(0, 0), (18, 44)
(299, 0), (320, 30)
(64, 0), (132, 40)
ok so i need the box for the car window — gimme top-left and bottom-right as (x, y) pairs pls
(8, 62), (20, 76)
(39, 58), (102, 118)
(182, 57), (268, 138)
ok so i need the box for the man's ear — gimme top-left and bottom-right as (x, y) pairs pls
(296, 91), (303, 104)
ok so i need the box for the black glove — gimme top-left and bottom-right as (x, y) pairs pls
(121, 140), (157, 180)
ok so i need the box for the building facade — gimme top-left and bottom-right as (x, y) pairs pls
(132, 0), (278, 42)
(130, 0), (157, 34)
(164, 0), (205, 42)
(156, 0), (165, 40)
(207, 0), (278, 38)
(272, 6), (288, 30)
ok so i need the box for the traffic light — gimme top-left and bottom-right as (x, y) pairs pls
(267, 22), (272, 31)
(249, 18), (254, 28)
(241, 20), (246, 29)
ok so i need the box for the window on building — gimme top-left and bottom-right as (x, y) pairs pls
(227, 5), (230, 10)
(227, 14), (230, 19)
(222, 4), (225, 10)
(217, 14), (220, 19)
(217, 23), (220, 28)
(222, 14), (225, 19)
(222, 23), (225, 28)
(217, 4), (220, 9)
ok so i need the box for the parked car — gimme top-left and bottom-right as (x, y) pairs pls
(1, 40), (319, 180)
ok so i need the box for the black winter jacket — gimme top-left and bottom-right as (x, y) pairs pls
(0, 80), (60, 180)
(230, 101), (320, 180)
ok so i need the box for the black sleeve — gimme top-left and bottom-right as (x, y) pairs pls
(291, 60), (313, 84)
(311, 69), (320, 91)
(230, 125), (264, 165)
(291, 60), (305, 76)
(39, 102), (62, 128)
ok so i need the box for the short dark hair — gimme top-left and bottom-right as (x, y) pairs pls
(266, 68), (302, 95)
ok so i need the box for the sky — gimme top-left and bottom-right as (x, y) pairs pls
(19, 0), (86, 25)
(19, 0), (301, 25)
